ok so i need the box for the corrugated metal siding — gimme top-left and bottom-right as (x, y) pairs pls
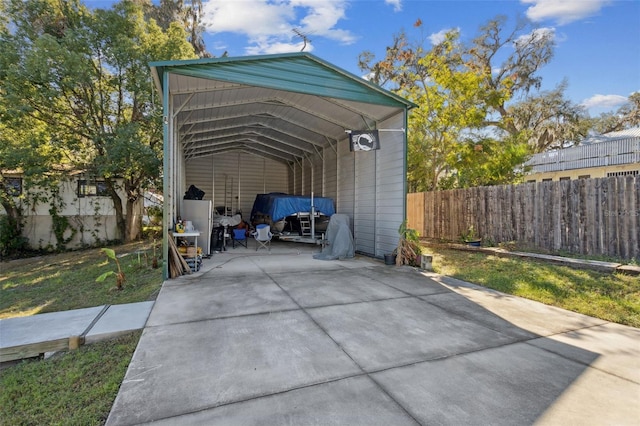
(324, 145), (338, 203)
(185, 153), (289, 218)
(375, 115), (405, 256)
(184, 156), (214, 202)
(238, 153), (288, 217)
(528, 137), (640, 173)
(303, 160), (312, 194)
(354, 149), (377, 255)
(312, 155), (323, 195)
(336, 135), (355, 228)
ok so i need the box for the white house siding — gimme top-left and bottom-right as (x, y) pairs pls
(1, 177), (125, 249)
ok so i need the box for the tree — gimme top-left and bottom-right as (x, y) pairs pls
(359, 16), (597, 190)
(144, 0), (211, 58)
(2, 0), (197, 242)
(360, 24), (518, 191)
(507, 82), (591, 152)
(466, 17), (591, 152)
(590, 92), (640, 134)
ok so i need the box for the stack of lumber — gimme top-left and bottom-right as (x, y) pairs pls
(168, 232), (191, 278)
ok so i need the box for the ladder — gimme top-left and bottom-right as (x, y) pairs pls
(224, 176), (233, 216)
(299, 214), (311, 236)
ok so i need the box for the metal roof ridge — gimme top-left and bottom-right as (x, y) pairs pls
(149, 52), (417, 110)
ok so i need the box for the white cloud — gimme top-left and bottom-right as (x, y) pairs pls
(521, 0), (612, 25)
(514, 27), (557, 47)
(581, 94), (628, 110)
(202, 0), (356, 55)
(245, 38), (312, 55)
(385, 0), (402, 12)
(428, 27), (459, 45)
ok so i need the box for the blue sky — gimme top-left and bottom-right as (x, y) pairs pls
(90, 0), (640, 116)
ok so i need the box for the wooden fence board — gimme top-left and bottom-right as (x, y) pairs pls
(408, 176), (639, 259)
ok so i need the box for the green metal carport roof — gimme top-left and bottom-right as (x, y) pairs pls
(150, 52), (416, 164)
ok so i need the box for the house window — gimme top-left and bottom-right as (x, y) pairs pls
(542, 178), (552, 182)
(578, 175), (590, 179)
(77, 179), (109, 197)
(5, 177), (22, 196)
(607, 170), (639, 177)
(559, 177), (570, 181)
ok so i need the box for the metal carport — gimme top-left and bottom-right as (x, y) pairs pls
(150, 53), (416, 279)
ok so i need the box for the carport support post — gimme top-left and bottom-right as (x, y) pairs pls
(162, 70), (170, 280)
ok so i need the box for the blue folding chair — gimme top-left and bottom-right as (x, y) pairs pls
(232, 228), (248, 248)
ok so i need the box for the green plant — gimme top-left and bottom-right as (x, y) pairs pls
(396, 221), (422, 266)
(96, 248), (126, 290)
(0, 215), (28, 258)
(147, 205), (163, 226)
(460, 225), (480, 242)
(49, 203), (77, 251)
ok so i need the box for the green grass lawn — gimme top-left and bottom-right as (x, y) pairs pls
(0, 240), (163, 319)
(0, 331), (140, 425)
(428, 247), (640, 328)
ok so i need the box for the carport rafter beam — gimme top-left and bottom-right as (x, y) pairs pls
(184, 135), (306, 160)
(178, 111), (338, 144)
(180, 118), (324, 147)
(172, 93), (195, 119)
(322, 96), (381, 123)
(180, 120), (322, 152)
(169, 83), (245, 96)
(176, 96), (354, 133)
(325, 136), (338, 154)
(183, 129), (313, 155)
(185, 143), (296, 164)
(176, 96), (278, 113)
(273, 97), (354, 131)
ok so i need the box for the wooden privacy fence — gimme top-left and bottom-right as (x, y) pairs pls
(407, 176), (640, 260)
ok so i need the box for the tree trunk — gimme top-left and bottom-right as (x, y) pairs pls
(105, 178), (126, 242)
(125, 197), (143, 241)
(1, 199), (22, 226)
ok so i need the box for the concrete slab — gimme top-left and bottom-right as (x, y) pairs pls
(106, 310), (361, 425)
(422, 292), (538, 340)
(531, 366), (640, 425)
(528, 322), (640, 383)
(147, 376), (419, 426)
(107, 257), (639, 425)
(274, 268), (408, 308)
(371, 342), (597, 425)
(146, 275), (299, 326)
(248, 254), (355, 274)
(308, 298), (516, 372)
(0, 305), (105, 348)
(358, 266), (453, 296)
(85, 302), (154, 343)
(426, 273), (608, 335)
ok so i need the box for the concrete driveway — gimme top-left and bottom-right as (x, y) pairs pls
(106, 242), (640, 425)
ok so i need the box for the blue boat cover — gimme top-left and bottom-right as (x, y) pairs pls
(250, 193), (335, 222)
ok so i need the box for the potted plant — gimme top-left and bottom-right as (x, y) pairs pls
(395, 221), (422, 266)
(461, 225), (481, 247)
